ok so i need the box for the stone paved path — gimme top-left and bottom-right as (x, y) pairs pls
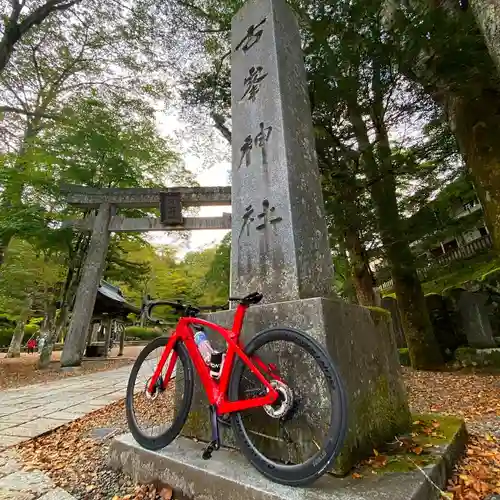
(0, 366), (131, 450)
(0, 449), (76, 499)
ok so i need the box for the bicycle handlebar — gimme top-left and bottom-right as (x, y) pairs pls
(144, 292), (263, 325)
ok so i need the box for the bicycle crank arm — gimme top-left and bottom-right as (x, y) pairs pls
(202, 405), (221, 460)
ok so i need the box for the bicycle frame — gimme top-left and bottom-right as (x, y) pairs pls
(147, 303), (280, 414)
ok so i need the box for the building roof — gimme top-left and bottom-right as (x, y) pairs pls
(93, 280), (140, 319)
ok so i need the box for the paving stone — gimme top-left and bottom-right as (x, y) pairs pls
(0, 490), (34, 500)
(0, 454), (22, 477)
(64, 404), (104, 413)
(0, 470), (53, 495)
(0, 423), (17, 432)
(42, 411), (84, 422)
(0, 436), (26, 447)
(0, 407), (20, 417)
(7, 410), (48, 421)
(0, 449), (19, 467)
(38, 488), (77, 500)
(0, 416), (28, 425)
(1, 418), (64, 438)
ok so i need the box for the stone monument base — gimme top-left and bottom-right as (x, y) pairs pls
(109, 421), (466, 500)
(180, 297), (410, 474)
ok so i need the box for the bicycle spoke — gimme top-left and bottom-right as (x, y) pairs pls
(234, 335), (337, 468)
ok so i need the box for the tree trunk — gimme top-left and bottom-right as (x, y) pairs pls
(344, 228), (376, 306)
(0, 233), (14, 268)
(6, 299), (31, 358)
(392, 0), (500, 249)
(348, 93), (443, 369)
(471, 0), (500, 74)
(0, 0), (84, 76)
(446, 89), (500, 249)
(37, 301), (58, 369)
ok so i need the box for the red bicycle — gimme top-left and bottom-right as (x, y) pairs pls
(125, 292), (347, 486)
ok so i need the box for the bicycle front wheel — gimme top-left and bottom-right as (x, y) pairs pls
(126, 336), (194, 450)
(229, 328), (347, 486)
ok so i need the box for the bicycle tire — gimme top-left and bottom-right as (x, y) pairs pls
(228, 327), (348, 486)
(126, 336), (194, 450)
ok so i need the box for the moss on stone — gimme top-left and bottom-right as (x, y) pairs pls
(351, 413), (463, 477)
(182, 408), (211, 441)
(365, 306), (391, 327)
(365, 306), (391, 316)
(334, 374), (411, 474)
(455, 346), (500, 368)
(412, 413), (463, 442)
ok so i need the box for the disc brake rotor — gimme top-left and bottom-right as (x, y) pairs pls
(263, 380), (294, 418)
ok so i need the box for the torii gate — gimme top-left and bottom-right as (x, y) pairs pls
(60, 184), (231, 367)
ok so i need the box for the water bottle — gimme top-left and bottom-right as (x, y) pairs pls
(194, 330), (214, 364)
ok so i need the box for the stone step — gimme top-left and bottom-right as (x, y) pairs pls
(108, 429), (466, 500)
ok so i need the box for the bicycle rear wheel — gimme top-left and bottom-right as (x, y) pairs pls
(229, 328), (347, 486)
(126, 336), (194, 450)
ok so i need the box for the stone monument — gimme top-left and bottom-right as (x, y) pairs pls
(451, 289), (497, 349)
(181, 0), (410, 474)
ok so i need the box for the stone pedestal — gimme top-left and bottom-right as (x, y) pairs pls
(181, 298), (410, 474)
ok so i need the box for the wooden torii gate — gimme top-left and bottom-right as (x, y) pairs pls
(60, 184), (231, 367)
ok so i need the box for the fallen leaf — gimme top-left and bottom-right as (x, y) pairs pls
(412, 446), (423, 455)
(160, 487), (173, 499)
(352, 473), (363, 479)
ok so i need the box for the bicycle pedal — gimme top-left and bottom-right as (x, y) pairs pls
(202, 440), (219, 460)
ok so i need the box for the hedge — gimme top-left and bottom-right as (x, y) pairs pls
(124, 326), (161, 341)
(0, 330), (31, 348)
(0, 324), (40, 348)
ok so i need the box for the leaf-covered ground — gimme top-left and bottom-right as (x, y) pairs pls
(401, 368), (500, 499)
(11, 367), (500, 500)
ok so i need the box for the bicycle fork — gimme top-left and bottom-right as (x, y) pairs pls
(202, 405), (221, 460)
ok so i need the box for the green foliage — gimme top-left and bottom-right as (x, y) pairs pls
(422, 252), (500, 295)
(399, 348), (411, 367)
(0, 329), (32, 348)
(202, 233), (231, 306)
(114, 234), (231, 313)
(0, 239), (65, 317)
(24, 324), (40, 336)
(0, 314), (16, 326)
(124, 326), (161, 341)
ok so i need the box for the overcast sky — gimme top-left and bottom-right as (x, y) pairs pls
(150, 110), (232, 258)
